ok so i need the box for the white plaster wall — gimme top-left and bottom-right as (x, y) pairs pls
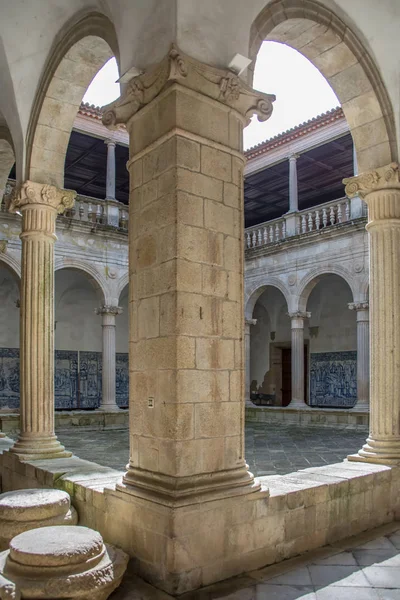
(0, 265), (19, 348)
(307, 275), (357, 353)
(55, 269), (101, 352)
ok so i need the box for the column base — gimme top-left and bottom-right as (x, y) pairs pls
(120, 464), (261, 507)
(286, 402), (311, 409)
(348, 437), (400, 465)
(98, 404), (121, 412)
(9, 435), (72, 461)
(350, 403), (370, 412)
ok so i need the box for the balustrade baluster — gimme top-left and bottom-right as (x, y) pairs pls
(337, 203), (342, 223)
(78, 202), (84, 220)
(96, 204), (103, 224)
(308, 212), (313, 232)
(246, 232), (251, 248)
(87, 203), (94, 222)
(301, 214), (306, 234)
(252, 231), (256, 248)
(329, 206), (335, 225)
(257, 228), (262, 246)
(281, 220), (286, 239)
(263, 227), (268, 245)
(315, 210), (320, 230)
(269, 225), (274, 242)
(275, 223), (279, 241)
(322, 208), (328, 227)
(345, 200), (350, 221)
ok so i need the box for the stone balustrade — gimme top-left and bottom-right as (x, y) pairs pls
(245, 197), (357, 250)
(1, 181), (129, 231)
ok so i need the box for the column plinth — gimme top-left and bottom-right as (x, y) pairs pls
(288, 311), (310, 408)
(345, 163), (400, 464)
(8, 181), (76, 460)
(95, 305), (122, 411)
(348, 302), (370, 411)
(103, 43), (275, 505)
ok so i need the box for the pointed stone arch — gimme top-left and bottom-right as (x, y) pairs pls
(249, 0), (397, 172)
(26, 11), (120, 187)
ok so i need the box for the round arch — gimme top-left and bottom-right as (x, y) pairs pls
(26, 11), (120, 187)
(249, 0), (396, 172)
(245, 277), (291, 320)
(117, 272), (129, 305)
(0, 253), (21, 281)
(296, 266), (356, 312)
(54, 258), (107, 306)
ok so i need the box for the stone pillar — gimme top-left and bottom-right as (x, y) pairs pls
(245, 318), (257, 402)
(105, 139), (116, 200)
(102, 44), (275, 503)
(288, 154), (299, 212)
(345, 163), (400, 464)
(8, 181), (76, 459)
(348, 302), (370, 411)
(95, 305), (122, 411)
(288, 311), (310, 408)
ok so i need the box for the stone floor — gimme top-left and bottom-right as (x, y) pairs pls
(56, 423), (368, 476)
(110, 522), (400, 599)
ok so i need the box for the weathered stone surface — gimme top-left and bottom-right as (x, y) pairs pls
(0, 489), (78, 550)
(0, 525), (128, 599)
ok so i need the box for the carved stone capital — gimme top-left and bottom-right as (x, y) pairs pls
(95, 305), (123, 317)
(343, 163), (400, 199)
(102, 43), (275, 129)
(348, 302), (369, 311)
(8, 181), (76, 215)
(245, 318), (257, 327)
(288, 311), (311, 320)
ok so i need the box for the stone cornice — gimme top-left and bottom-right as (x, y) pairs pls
(8, 181), (76, 215)
(102, 44), (275, 129)
(343, 163), (400, 199)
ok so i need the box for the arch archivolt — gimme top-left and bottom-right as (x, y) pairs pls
(117, 271), (129, 305)
(295, 265), (357, 312)
(54, 257), (108, 306)
(245, 276), (292, 319)
(0, 253), (21, 281)
(249, 0), (397, 172)
(27, 11), (119, 187)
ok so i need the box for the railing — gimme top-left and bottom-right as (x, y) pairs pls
(245, 197), (352, 250)
(1, 181), (129, 231)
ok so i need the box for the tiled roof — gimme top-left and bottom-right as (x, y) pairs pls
(244, 107), (344, 159)
(77, 102), (345, 158)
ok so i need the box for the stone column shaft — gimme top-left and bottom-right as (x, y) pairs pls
(102, 43), (275, 504)
(348, 302), (370, 410)
(288, 154), (299, 213)
(288, 312), (310, 407)
(345, 163), (400, 463)
(96, 305), (122, 411)
(105, 140), (116, 201)
(8, 181), (75, 459)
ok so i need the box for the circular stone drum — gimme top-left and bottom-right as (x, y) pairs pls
(0, 489), (78, 550)
(0, 526), (128, 599)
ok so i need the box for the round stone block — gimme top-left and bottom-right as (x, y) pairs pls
(0, 526), (129, 599)
(0, 489), (78, 551)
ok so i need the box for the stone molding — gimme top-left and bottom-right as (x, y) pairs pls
(344, 163), (400, 200)
(7, 181), (76, 215)
(102, 43), (275, 128)
(348, 302), (369, 311)
(95, 305), (122, 317)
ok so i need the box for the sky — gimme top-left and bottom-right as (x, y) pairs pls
(83, 41), (339, 150)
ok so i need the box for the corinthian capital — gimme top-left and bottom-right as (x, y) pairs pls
(8, 181), (76, 215)
(288, 311), (311, 320)
(95, 305), (123, 317)
(348, 302), (369, 311)
(102, 43), (275, 129)
(343, 163), (400, 199)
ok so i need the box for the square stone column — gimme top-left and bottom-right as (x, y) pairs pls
(103, 45), (274, 504)
(345, 163), (400, 463)
(7, 181), (76, 460)
(102, 45), (275, 591)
